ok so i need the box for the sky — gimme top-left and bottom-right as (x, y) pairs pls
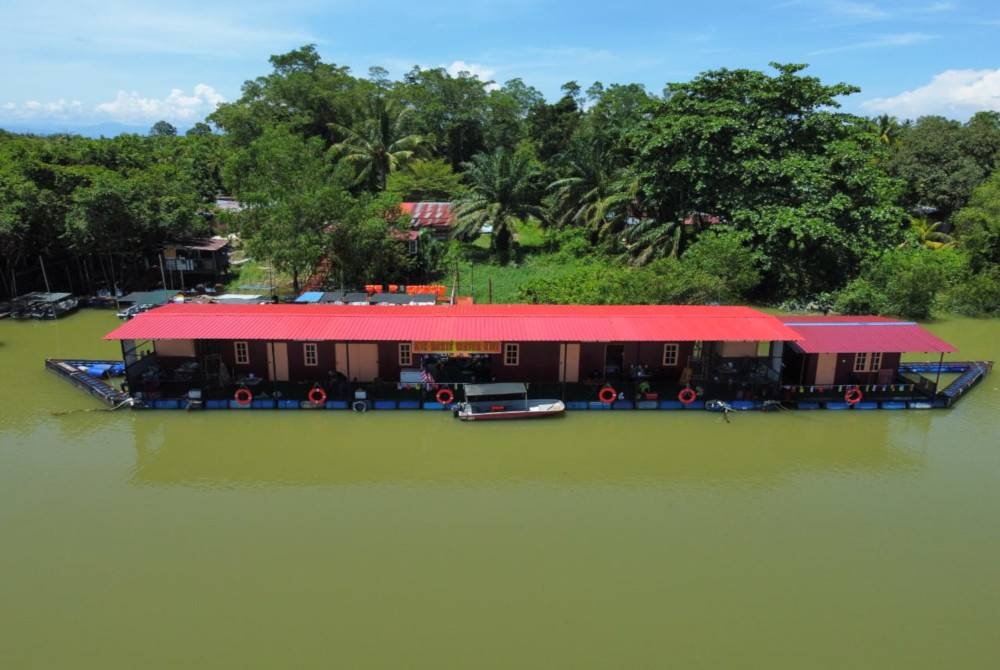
(2, 0), (999, 132)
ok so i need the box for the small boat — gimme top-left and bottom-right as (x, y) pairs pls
(453, 382), (565, 421)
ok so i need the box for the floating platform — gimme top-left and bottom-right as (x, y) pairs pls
(44, 359), (992, 413)
(45, 359), (131, 407)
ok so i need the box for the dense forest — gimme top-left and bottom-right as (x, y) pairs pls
(2, 45), (999, 317)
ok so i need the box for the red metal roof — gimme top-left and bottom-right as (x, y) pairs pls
(401, 202), (454, 229)
(778, 315), (957, 354)
(105, 304), (801, 343)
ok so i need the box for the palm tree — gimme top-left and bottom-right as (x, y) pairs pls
(621, 211), (720, 266)
(874, 114), (901, 147)
(452, 148), (545, 256)
(331, 98), (424, 191)
(547, 144), (639, 242)
(908, 216), (955, 250)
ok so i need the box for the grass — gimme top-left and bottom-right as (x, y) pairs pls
(226, 248), (295, 296)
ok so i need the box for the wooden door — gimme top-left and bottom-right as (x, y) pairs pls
(347, 343), (379, 381)
(559, 343), (580, 383)
(266, 342), (290, 381)
(815, 353), (837, 385)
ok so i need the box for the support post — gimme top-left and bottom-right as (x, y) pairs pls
(39, 256), (51, 293)
(933, 352), (944, 395)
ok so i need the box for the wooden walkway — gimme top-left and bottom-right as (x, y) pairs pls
(45, 359), (132, 407)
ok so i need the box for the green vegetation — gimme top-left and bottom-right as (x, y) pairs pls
(2, 46), (999, 318)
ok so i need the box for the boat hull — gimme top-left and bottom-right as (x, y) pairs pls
(456, 399), (566, 421)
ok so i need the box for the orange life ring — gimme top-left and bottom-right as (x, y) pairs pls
(436, 388), (455, 404)
(845, 386), (863, 405)
(234, 387), (253, 406)
(308, 387), (327, 405)
(598, 386), (617, 403)
(678, 387), (697, 404)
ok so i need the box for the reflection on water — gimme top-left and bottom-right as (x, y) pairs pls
(1, 311), (999, 669)
(123, 411), (919, 489)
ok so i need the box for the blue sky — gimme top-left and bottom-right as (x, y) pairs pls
(2, 0), (999, 131)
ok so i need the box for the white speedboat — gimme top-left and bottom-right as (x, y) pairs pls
(453, 383), (565, 421)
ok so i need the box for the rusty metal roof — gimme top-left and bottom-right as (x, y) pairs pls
(400, 202), (454, 229)
(779, 315), (957, 354)
(104, 304), (801, 343)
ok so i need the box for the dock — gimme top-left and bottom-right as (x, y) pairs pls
(899, 360), (994, 407)
(45, 359), (131, 407)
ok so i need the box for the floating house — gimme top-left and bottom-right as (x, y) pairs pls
(99, 303), (987, 411)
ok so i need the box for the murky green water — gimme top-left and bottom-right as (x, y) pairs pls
(1, 311), (999, 668)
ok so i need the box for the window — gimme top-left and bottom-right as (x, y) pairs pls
(692, 341), (704, 360)
(854, 352), (883, 372)
(235, 341), (249, 365)
(663, 343), (679, 366)
(853, 352), (868, 372)
(304, 343), (318, 367)
(503, 343), (520, 366)
(399, 342), (412, 366)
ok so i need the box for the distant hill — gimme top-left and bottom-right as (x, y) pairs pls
(0, 121), (193, 138)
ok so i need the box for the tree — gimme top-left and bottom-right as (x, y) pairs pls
(399, 66), (490, 168)
(452, 148), (544, 257)
(953, 167), (1000, 273)
(186, 122), (214, 137)
(386, 158), (465, 201)
(888, 115), (987, 220)
(225, 127), (349, 292)
(331, 97), (424, 192)
(631, 63), (904, 298)
(906, 216), (954, 250)
(209, 45), (362, 147)
(547, 139), (640, 246)
(150, 120), (177, 137)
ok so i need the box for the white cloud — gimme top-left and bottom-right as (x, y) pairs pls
(827, 1), (891, 20)
(1, 84), (225, 125)
(809, 32), (936, 55)
(862, 69), (1000, 119)
(96, 84), (225, 123)
(443, 60), (500, 90)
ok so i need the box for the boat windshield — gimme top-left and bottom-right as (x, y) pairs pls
(463, 382), (526, 398)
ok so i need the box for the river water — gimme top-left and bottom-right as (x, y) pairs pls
(1, 311), (998, 668)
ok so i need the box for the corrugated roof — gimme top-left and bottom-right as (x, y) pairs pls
(104, 304), (801, 343)
(401, 202), (454, 229)
(779, 315), (957, 354)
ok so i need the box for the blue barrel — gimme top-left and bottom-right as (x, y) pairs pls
(731, 400), (757, 411)
(422, 402), (445, 410)
(682, 400), (705, 410)
(880, 401), (907, 410)
(205, 399), (228, 409)
(636, 400), (659, 410)
(796, 402), (821, 410)
(252, 399), (275, 409)
(588, 401), (610, 410)
(612, 400), (635, 410)
(325, 400), (349, 410)
(658, 400), (684, 410)
(825, 401), (851, 410)
(397, 400), (421, 410)
(565, 401), (589, 410)
(374, 400), (397, 410)
(854, 401), (879, 410)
